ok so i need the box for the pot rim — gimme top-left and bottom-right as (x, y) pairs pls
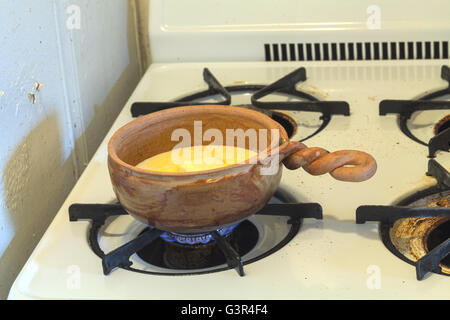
(108, 105), (290, 178)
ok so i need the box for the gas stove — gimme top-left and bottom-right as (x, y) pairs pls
(8, 59), (449, 299)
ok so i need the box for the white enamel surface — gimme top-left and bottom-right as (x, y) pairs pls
(149, 0), (450, 62)
(8, 60), (450, 299)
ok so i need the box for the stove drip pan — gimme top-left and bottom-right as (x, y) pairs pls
(356, 156), (450, 280)
(357, 188), (450, 279)
(389, 190), (450, 277)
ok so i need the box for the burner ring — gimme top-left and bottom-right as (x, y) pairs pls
(124, 218), (301, 276)
(159, 224), (238, 245)
(140, 220), (258, 270)
(270, 111), (298, 139)
(434, 114), (450, 135)
(234, 106), (298, 139)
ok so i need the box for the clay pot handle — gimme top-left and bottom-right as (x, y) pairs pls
(281, 142), (377, 182)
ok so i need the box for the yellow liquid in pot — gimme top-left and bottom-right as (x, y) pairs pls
(136, 146), (257, 173)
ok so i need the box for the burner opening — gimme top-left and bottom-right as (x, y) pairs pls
(164, 232), (234, 269)
(270, 111), (297, 139)
(426, 219), (450, 270)
(135, 220), (259, 270)
(434, 114), (450, 135)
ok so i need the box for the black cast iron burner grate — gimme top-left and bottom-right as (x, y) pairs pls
(427, 159), (450, 190)
(356, 158), (450, 280)
(379, 65), (450, 157)
(69, 201), (323, 276)
(130, 67), (350, 142)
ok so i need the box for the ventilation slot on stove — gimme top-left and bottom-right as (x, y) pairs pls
(264, 41), (449, 61)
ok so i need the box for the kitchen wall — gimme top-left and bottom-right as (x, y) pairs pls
(0, 0), (141, 298)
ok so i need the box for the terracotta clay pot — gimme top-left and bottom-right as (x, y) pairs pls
(108, 105), (376, 233)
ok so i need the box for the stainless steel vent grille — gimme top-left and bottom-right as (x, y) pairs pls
(264, 41), (449, 61)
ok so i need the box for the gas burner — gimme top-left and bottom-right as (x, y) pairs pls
(380, 65), (450, 153)
(157, 223), (238, 245)
(136, 220), (258, 270)
(356, 159), (450, 280)
(68, 189), (323, 277)
(130, 67), (350, 142)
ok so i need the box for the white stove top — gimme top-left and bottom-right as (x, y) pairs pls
(8, 60), (450, 299)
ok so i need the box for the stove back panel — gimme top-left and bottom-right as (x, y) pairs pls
(148, 0), (450, 62)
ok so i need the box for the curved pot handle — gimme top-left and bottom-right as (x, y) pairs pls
(280, 142), (377, 182)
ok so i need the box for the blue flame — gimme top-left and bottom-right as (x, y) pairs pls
(158, 223), (239, 245)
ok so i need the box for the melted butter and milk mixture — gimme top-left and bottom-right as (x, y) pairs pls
(136, 146), (257, 173)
